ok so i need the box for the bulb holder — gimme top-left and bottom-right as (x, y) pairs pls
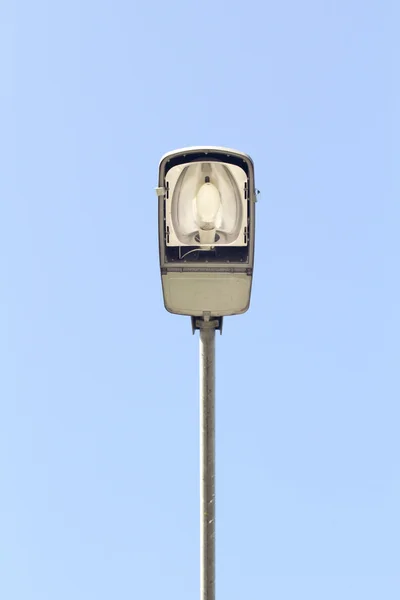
(157, 146), (256, 318)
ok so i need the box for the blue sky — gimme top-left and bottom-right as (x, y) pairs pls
(1, 1), (399, 598)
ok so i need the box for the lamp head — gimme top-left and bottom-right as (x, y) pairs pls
(157, 147), (256, 318)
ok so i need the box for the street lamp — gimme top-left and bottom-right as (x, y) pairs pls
(157, 146), (256, 600)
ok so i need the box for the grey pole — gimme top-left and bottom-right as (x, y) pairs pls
(199, 323), (216, 600)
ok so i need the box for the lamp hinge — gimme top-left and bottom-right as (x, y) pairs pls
(244, 180), (249, 199)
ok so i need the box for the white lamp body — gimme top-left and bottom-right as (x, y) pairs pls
(158, 147), (256, 317)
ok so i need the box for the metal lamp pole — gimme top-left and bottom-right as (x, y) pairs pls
(198, 318), (218, 600)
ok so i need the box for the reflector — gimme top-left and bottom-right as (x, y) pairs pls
(166, 161), (247, 247)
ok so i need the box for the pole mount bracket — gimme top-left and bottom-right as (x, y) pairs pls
(191, 316), (223, 335)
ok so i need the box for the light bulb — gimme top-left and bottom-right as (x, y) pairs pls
(195, 178), (221, 245)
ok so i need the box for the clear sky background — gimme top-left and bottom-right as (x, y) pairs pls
(1, 1), (399, 598)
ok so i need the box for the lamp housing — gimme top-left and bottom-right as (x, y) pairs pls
(157, 146), (256, 317)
